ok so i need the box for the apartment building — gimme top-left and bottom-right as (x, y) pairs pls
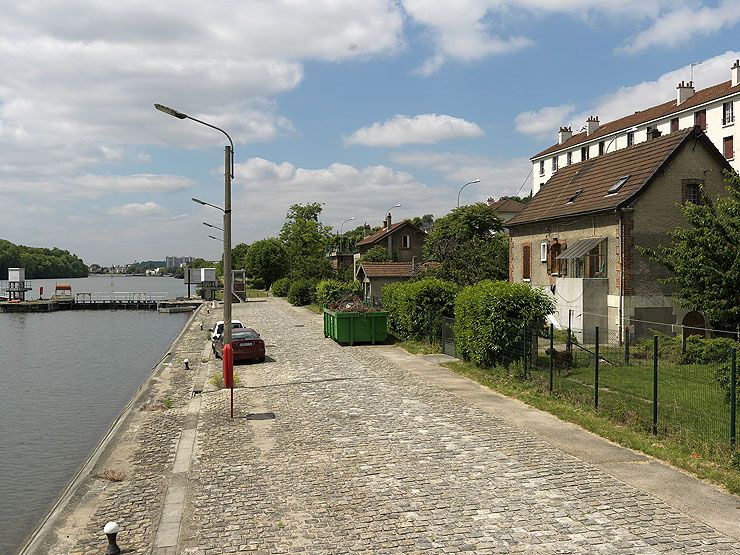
(530, 59), (739, 195)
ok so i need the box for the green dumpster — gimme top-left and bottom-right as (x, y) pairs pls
(323, 308), (388, 345)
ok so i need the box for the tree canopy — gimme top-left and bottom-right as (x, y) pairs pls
(280, 202), (333, 280)
(422, 203), (507, 285)
(0, 239), (88, 279)
(361, 246), (393, 262)
(644, 170), (740, 331)
(244, 238), (289, 289)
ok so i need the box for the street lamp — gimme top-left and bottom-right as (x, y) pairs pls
(383, 203), (401, 223)
(457, 179), (481, 208)
(156, 103), (235, 350)
(203, 221), (224, 232)
(339, 216), (355, 253)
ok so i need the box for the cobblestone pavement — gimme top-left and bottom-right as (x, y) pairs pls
(176, 298), (740, 554)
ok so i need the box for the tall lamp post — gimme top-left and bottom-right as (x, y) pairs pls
(155, 104), (235, 357)
(339, 216), (355, 253)
(457, 179), (481, 208)
(383, 203), (401, 224)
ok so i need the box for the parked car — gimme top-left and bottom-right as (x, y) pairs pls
(212, 327), (266, 363)
(210, 319), (245, 341)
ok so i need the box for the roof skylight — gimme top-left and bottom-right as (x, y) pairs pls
(607, 175), (630, 195)
(566, 189), (583, 204)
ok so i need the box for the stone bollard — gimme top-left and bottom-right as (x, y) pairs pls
(103, 521), (121, 555)
(183, 358), (190, 370)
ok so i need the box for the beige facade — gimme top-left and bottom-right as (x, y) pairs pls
(511, 132), (731, 340)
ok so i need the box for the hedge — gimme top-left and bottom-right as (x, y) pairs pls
(382, 278), (459, 340)
(454, 280), (553, 367)
(315, 279), (362, 307)
(287, 279), (316, 306)
(271, 277), (291, 297)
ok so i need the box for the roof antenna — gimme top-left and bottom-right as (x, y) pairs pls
(690, 61), (702, 83)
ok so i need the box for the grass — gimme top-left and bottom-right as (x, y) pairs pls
(209, 370), (242, 389)
(442, 357), (740, 494)
(305, 303), (322, 314)
(388, 335), (442, 355)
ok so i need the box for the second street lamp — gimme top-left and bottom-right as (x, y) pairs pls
(203, 221), (224, 232)
(339, 216), (355, 253)
(157, 103), (236, 417)
(457, 179), (481, 208)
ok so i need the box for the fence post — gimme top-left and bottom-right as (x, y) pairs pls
(594, 326), (600, 410)
(441, 314), (446, 353)
(522, 323), (528, 380)
(624, 328), (630, 366)
(681, 333), (687, 356)
(567, 310), (572, 353)
(549, 323), (554, 394)
(652, 335), (658, 436)
(428, 305), (434, 346)
(731, 348), (737, 450)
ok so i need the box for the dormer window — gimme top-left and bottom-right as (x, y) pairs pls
(539, 160), (545, 176)
(627, 131), (634, 146)
(566, 189), (583, 204)
(607, 175), (630, 195)
(552, 157), (558, 172)
(567, 152), (572, 166)
(581, 146), (589, 161)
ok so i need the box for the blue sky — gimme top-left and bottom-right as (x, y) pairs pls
(1, 1), (739, 265)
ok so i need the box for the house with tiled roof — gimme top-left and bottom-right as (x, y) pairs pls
(530, 59), (739, 196)
(508, 126), (733, 340)
(356, 213), (426, 262)
(487, 197), (526, 222)
(356, 260), (438, 305)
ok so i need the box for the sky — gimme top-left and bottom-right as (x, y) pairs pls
(1, 1), (739, 266)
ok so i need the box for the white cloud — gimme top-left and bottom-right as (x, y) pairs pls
(0, 1), (405, 196)
(515, 51), (740, 142)
(231, 157), (455, 233)
(619, 1), (740, 54)
(389, 151), (532, 198)
(514, 104), (576, 140)
(344, 114), (484, 147)
(108, 202), (166, 217)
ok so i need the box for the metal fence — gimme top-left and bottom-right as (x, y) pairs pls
(428, 316), (739, 456)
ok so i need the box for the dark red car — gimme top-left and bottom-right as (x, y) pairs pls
(212, 327), (266, 363)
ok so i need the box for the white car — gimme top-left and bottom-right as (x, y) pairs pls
(210, 319), (245, 341)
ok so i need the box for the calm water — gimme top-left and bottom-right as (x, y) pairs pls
(0, 277), (191, 554)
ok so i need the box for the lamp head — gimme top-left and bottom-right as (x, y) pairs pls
(192, 197), (207, 206)
(154, 103), (187, 120)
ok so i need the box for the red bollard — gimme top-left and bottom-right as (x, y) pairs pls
(223, 344), (234, 389)
(223, 344), (234, 418)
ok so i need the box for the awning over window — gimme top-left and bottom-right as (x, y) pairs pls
(556, 237), (604, 260)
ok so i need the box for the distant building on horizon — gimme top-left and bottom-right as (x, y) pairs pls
(165, 256), (194, 269)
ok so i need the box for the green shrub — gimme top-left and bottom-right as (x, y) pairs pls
(382, 278), (459, 340)
(315, 279), (362, 307)
(271, 277), (291, 297)
(454, 280), (553, 367)
(287, 278), (316, 306)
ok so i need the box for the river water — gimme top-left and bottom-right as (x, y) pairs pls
(0, 276), (192, 554)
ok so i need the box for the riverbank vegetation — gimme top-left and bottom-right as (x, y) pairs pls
(0, 239), (88, 279)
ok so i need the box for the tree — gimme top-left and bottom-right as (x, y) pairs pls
(422, 203), (507, 285)
(244, 238), (289, 289)
(410, 214), (434, 230)
(361, 246), (393, 262)
(643, 170), (740, 330)
(231, 242), (251, 271)
(280, 202), (333, 280)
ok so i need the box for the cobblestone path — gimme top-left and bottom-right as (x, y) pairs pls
(179, 298), (740, 554)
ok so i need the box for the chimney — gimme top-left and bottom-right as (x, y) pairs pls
(558, 126), (572, 144)
(647, 127), (662, 140)
(585, 116), (600, 136)
(385, 212), (392, 230)
(732, 59), (740, 87)
(676, 80), (695, 105)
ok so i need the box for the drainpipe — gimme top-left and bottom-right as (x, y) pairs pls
(619, 207), (634, 345)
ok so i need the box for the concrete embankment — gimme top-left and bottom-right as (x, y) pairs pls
(19, 302), (210, 554)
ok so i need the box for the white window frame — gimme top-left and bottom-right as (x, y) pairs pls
(402, 235), (410, 249)
(540, 241), (548, 263)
